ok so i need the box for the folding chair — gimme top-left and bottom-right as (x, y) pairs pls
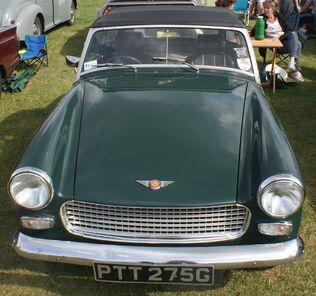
(20, 35), (48, 70)
(233, 0), (250, 26)
(274, 49), (290, 68)
(261, 47), (290, 69)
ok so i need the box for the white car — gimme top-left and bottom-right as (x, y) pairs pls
(0, 0), (77, 40)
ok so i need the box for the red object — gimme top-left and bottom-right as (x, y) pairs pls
(0, 26), (19, 80)
(103, 7), (113, 15)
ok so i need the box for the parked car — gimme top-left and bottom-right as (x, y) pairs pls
(96, 0), (200, 17)
(10, 6), (304, 286)
(0, 26), (19, 92)
(0, 0), (76, 41)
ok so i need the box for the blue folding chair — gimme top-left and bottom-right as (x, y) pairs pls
(20, 35), (48, 70)
(233, 0), (250, 26)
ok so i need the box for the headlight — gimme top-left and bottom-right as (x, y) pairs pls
(257, 174), (304, 218)
(8, 167), (53, 210)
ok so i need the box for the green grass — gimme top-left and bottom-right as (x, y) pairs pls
(0, 2), (315, 295)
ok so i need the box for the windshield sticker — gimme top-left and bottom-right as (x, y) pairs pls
(84, 60), (97, 71)
(234, 47), (248, 59)
(237, 58), (251, 71)
(157, 31), (177, 38)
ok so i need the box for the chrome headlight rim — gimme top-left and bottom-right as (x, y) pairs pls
(8, 167), (54, 211)
(257, 174), (305, 218)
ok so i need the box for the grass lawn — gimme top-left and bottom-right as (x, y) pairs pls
(0, 1), (315, 295)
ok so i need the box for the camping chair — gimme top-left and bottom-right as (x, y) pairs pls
(274, 50), (290, 68)
(261, 47), (290, 69)
(20, 35), (48, 70)
(233, 0), (250, 26)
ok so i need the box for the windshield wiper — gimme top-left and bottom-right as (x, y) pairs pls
(152, 57), (199, 73)
(96, 63), (138, 73)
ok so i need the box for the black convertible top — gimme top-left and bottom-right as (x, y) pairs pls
(92, 6), (245, 28)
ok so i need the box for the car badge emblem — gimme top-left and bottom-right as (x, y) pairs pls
(136, 179), (174, 191)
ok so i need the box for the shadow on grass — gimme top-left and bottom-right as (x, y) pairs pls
(0, 94), (62, 180)
(0, 95), (65, 268)
(59, 26), (90, 57)
(0, 264), (230, 295)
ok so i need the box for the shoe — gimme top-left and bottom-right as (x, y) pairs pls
(289, 71), (304, 82)
(287, 61), (296, 71)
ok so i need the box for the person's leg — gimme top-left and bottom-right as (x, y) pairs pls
(283, 32), (300, 68)
(295, 40), (302, 71)
(257, 0), (264, 16)
(281, 33), (304, 81)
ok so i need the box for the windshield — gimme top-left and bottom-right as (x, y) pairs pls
(82, 27), (252, 73)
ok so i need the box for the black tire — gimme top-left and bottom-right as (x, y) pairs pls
(67, 2), (75, 26)
(33, 16), (43, 35)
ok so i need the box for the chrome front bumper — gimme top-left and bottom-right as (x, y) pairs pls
(13, 232), (304, 269)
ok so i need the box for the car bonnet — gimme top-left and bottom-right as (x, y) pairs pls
(74, 72), (248, 207)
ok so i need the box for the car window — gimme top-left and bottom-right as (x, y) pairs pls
(83, 27), (252, 73)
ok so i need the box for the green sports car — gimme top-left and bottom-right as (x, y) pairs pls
(9, 6), (304, 285)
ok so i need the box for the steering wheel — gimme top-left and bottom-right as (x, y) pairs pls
(106, 56), (142, 64)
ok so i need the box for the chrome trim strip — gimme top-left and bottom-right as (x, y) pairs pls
(8, 166), (54, 211)
(89, 25), (249, 32)
(60, 202), (251, 244)
(13, 232), (304, 269)
(80, 64), (256, 79)
(108, 1), (198, 6)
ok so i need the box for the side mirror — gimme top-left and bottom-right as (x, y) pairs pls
(65, 55), (80, 67)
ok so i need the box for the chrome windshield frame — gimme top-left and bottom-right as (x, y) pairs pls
(76, 25), (260, 84)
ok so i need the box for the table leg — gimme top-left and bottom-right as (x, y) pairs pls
(271, 47), (276, 94)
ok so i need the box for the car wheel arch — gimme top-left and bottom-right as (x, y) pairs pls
(14, 5), (44, 40)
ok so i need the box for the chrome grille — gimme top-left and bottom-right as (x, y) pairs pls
(60, 201), (251, 244)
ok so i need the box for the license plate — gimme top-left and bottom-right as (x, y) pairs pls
(94, 263), (214, 285)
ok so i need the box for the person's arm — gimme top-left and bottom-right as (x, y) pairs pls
(301, 0), (312, 12)
(294, 0), (301, 11)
